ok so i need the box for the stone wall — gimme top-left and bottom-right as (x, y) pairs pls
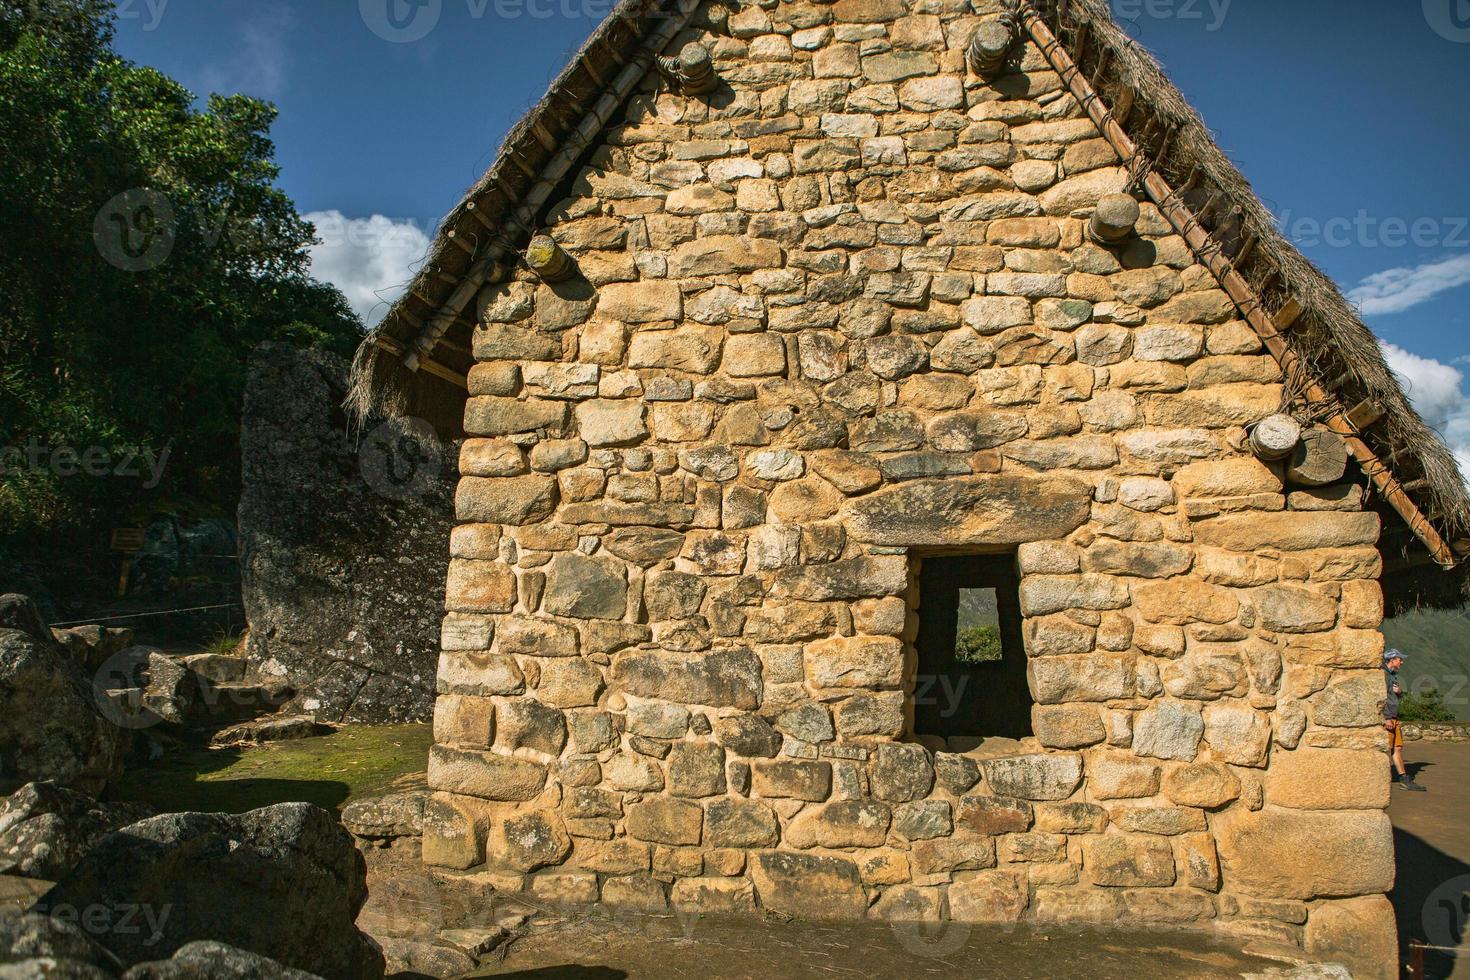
(240, 344), (455, 723)
(1403, 722), (1470, 742)
(421, 1), (1396, 973)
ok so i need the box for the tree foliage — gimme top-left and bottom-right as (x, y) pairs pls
(1399, 688), (1458, 724)
(956, 625), (1003, 664)
(0, 0), (361, 539)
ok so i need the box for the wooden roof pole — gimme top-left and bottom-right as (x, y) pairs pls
(1016, 1), (1458, 569)
(400, 1), (696, 372)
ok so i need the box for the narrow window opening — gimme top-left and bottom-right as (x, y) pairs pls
(913, 554), (1032, 742)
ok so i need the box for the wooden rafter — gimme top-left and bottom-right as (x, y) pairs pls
(1019, 1), (1458, 568)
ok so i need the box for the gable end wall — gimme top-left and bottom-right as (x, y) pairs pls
(423, 1), (1395, 971)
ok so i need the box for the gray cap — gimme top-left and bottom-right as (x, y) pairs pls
(1384, 648), (1406, 663)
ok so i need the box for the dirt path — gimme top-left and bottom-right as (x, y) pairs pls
(1389, 740), (1470, 979)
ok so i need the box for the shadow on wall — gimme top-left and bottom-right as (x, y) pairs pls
(1392, 823), (1470, 980)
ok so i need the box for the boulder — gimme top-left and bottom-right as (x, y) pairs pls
(0, 782), (153, 880)
(122, 941), (324, 979)
(35, 803), (384, 978)
(0, 910), (122, 973)
(0, 612), (122, 795)
(239, 345), (453, 723)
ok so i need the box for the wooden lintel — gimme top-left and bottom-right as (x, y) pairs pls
(1018, 0), (1458, 569)
(1273, 298), (1304, 333)
(1346, 399), (1387, 432)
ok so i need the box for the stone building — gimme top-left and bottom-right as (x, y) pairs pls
(350, 0), (1470, 974)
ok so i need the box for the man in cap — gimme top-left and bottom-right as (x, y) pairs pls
(1384, 648), (1426, 792)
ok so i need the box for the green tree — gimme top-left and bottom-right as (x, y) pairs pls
(956, 625), (1003, 663)
(1399, 688), (1458, 724)
(0, 0), (360, 540)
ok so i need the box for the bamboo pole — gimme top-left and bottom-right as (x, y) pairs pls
(1018, 1), (1458, 568)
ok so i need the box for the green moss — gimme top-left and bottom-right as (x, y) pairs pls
(112, 724), (433, 815)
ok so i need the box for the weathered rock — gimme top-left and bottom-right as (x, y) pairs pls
(611, 649), (762, 709)
(542, 554), (627, 620)
(0, 782), (152, 880)
(123, 940), (325, 979)
(35, 803), (383, 978)
(749, 852), (866, 920)
(240, 346), (450, 722)
(981, 755), (1082, 801)
(340, 791), (426, 841)
(0, 625), (121, 796)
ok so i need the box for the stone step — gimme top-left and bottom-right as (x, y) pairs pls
(209, 714), (323, 747)
(187, 679), (294, 726)
(180, 653), (248, 685)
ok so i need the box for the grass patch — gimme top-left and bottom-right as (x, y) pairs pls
(112, 724), (433, 815)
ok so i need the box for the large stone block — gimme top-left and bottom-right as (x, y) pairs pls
(843, 475), (1091, 546)
(488, 810), (570, 872)
(1082, 835), (1175, 886)
(1028, 654), (1132, 704)
(1252, 585), (1338, 634)
(1265, 748), (1390, 810)
(982, 754), (1082, 801)
(955, 795), (1033, 834)
(626, 798), (703, 846)
(427, 745), (545, 801)
(1133, 580), (1239, 626)
(598, 281), (682, 323)
(1304, 896), (1398, 980)
(1132, 701), (1204, 761)
(751, 760), (832, 801)
(750, 852), (866, 920)
(948, 869), (1029, 923)
(1193, 512), (1381, 552)
(770, 556), (909, 600)
(542, 554), (627, 620)
(705, 798), (780, 848)
(464, 397), (568, 436)
(445, 560), (516, 613)
(1214, 807), (1393, 899)
(611, 648), (763, 709)
(805, 635), (904, 689)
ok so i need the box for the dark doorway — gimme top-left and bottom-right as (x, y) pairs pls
(913, 555), (1031, 740)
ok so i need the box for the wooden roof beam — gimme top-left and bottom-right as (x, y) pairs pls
(1018, 0), (1458, 569)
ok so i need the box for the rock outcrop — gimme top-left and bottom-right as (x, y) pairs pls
(239, 344), (455, 723)
(0, 782), (152, 880)
(0, 596), (123, 795)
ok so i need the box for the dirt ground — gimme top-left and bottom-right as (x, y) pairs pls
(1389, 740), (1470, 979)
(465, 911), (1303, 980)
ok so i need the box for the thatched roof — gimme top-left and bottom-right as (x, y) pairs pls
(349, 0), (1470, 574)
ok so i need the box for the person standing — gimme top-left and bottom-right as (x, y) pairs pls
(1384, 649), (1426, 792)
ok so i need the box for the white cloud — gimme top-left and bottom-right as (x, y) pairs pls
(303, 211), (430, 327)
(1381, 342), (1470, 482)
(1349, 253), (1470, 317)
(198, 4), (295, 100)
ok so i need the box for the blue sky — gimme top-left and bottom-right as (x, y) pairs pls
(110, 0), (1470, 470)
